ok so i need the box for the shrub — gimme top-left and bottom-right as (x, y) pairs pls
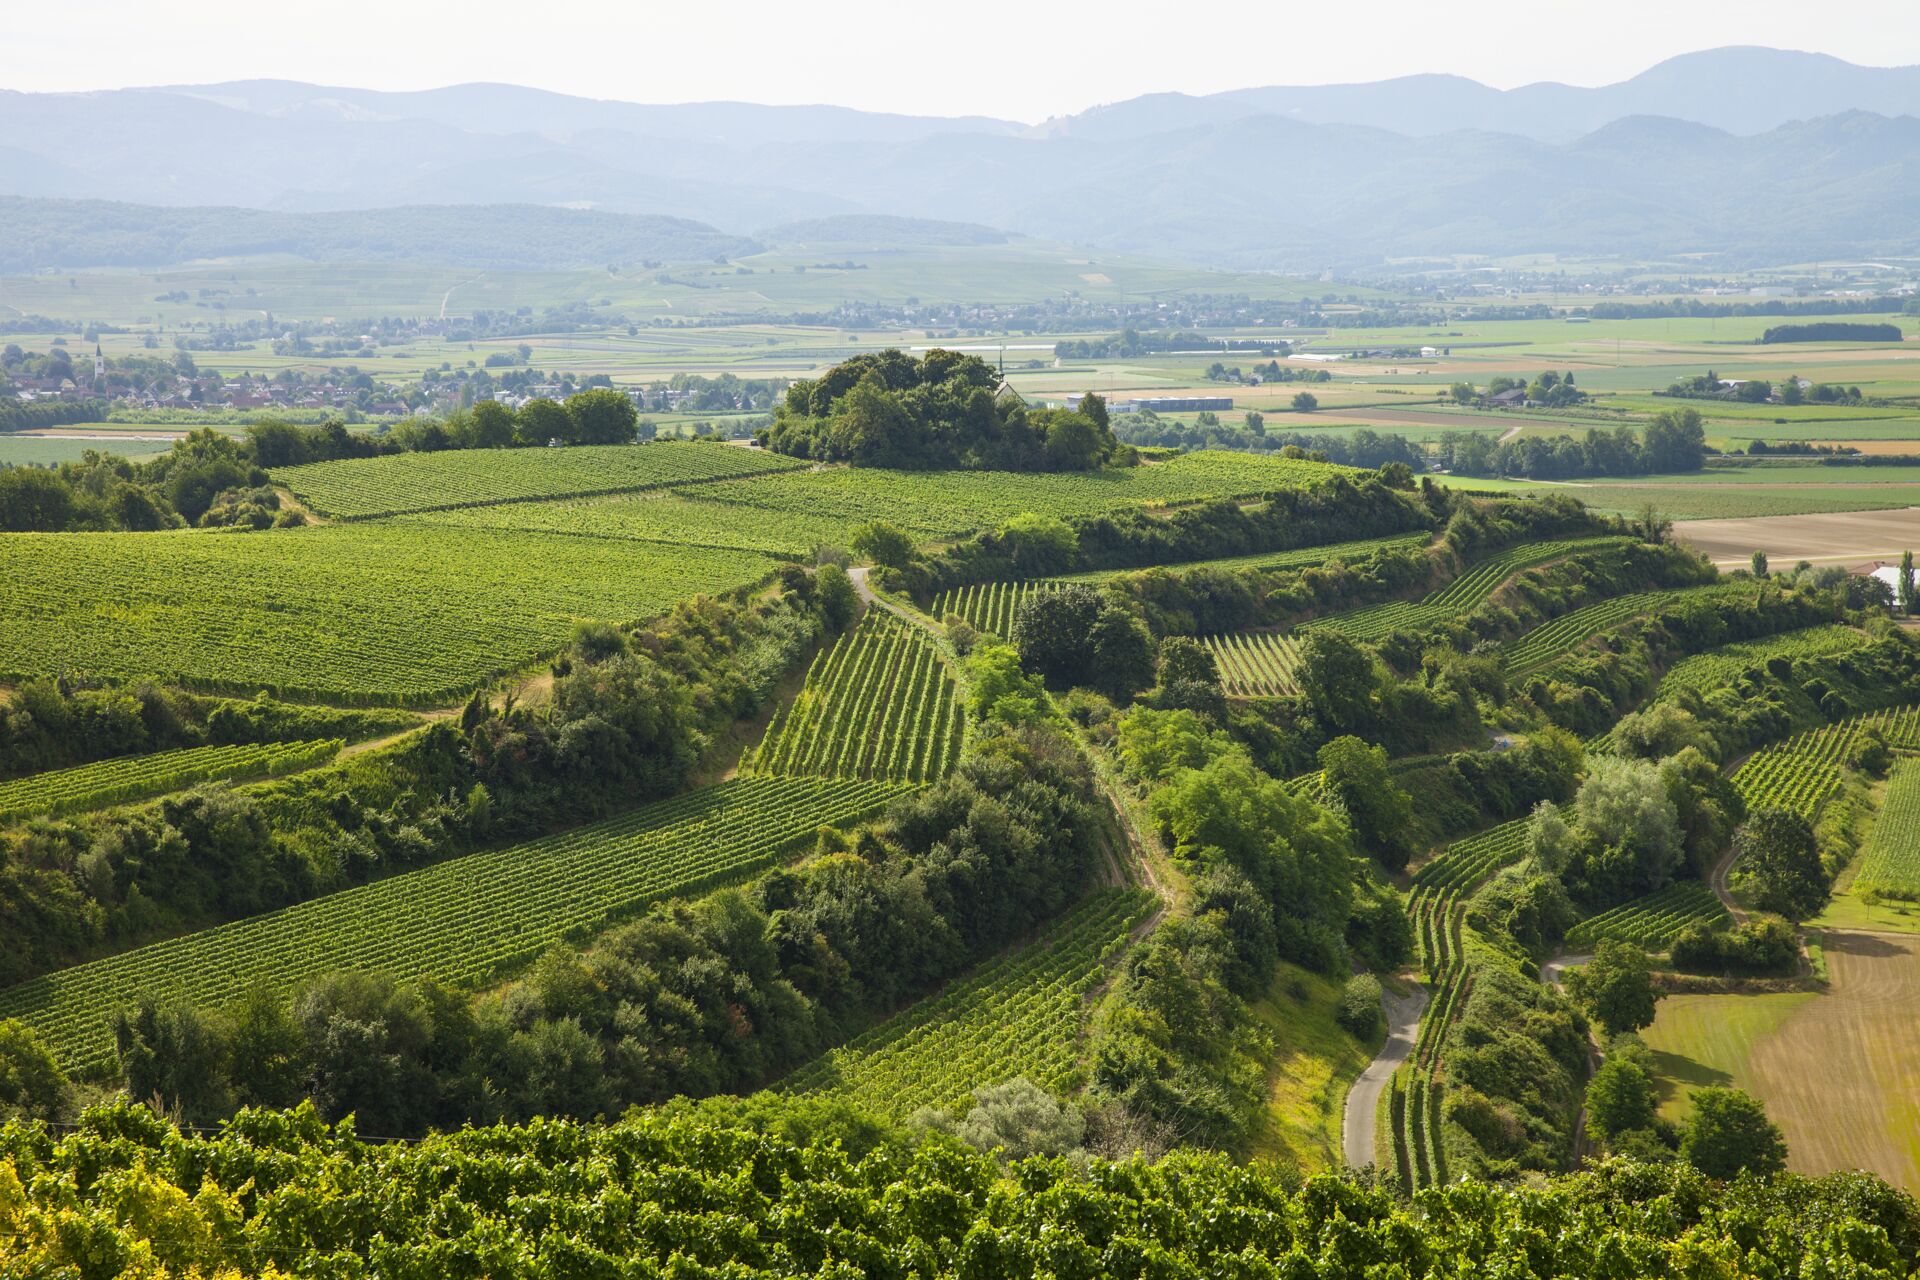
(1337, 973), (1385, 1037)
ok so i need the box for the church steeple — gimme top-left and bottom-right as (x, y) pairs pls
(93, 343), (105, 387)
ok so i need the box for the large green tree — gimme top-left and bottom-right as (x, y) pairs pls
(1731, 807), (1829, 922)
(1681, 1087), (1788, 1179)
(1565, 939), (1660, 1036)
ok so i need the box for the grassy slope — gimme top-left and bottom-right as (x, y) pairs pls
(1245, 962), (1376, 1171)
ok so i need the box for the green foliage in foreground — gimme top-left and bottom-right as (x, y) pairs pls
(5, 1100), (1918, 1279)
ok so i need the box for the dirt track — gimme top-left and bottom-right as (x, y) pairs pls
(1675, 507), (1920, 567)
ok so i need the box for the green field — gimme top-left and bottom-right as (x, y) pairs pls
(1654, 625), (1868, 700)
(683, 452), (1349, 536)
(742, 610), (964, 784)
(1565, 880), (1729, 950)
(275, 441), (806, 519)
(1853, 759), (1920, 899)
(0, 739), (341, 822)
(784, 887), (1151, 1118)
(0, 435), (171, 465)
(1501, 583), (1745, 672)
(0, 524), (778, 704)
(0, 775), (907, 1073)
(1307, 536), (1631, 641)
(1732, 706), (1920, 819)
(403, 490), (851, 557)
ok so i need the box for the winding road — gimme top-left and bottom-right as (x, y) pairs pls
(1342, 982), (1429, 1168)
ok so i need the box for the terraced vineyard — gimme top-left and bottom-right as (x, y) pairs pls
(1653, 625), (1868, 701)
(1388, 1069), (1448, 1193)
(1500, 583), (1745, 672)
(1853, 758), (1920, 899)
(1392, 819), (1531, 1192)
(1407, 820), (1531, 980)
(687, 452), (1347, 537)
(742, 611), (964, 783)
(1731, 705), (1920, 819)
(930, 580), (1067, 638)
(275, 442), (806, 519)
(784, 888), (1153, 1118)
(1307, 536), (1632, 642)
(0, 525), (776, 704)
(0, 776), (907, 1072)
(0, 740), (342, 823)
(1058, 531), (1433, 581)
(404, 491), (849, 558)
(1566, 881), (1729, 950)
(1206, 632), (1305, 698)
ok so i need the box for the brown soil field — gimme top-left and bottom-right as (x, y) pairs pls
(1747, 931), (1920, 1186)
(1676, 507), (1920, 566)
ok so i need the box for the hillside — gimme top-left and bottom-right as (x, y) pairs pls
(0, 197), (761, 271)
(9, 49), (1920, 268)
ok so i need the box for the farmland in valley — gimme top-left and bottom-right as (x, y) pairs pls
(1851, 759), (1920, 900)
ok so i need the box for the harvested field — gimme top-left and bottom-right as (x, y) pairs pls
(1674, 507), (1920, 567)
(1643, 929), (1920, 1188)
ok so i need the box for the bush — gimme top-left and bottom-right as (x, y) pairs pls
(1337, 973), (1385, 1037)
(1668, 916), (1797, 975)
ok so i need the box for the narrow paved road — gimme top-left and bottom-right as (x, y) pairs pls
(1343, 982), (1429, 1168)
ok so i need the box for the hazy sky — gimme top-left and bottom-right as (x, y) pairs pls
(11, 0), (1920, 120)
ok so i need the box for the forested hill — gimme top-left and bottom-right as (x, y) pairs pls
(0, 198), (760, 272)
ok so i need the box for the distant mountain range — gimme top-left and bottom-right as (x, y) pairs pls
(6, 47), (1920, 270)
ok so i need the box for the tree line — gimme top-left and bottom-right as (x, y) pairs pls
(763, 349), (1119, 471)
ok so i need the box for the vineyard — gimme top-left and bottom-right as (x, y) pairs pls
(1500, 584), (1745, 672)
(1731, 705), (1920, 820)
(0, 776), (908, 1072)
(274, 442), (806, 520)
(1853, 758), (1920, 899)
(930, 531), (1433, 640)
(783, 888), (1152, 1118)
(1306, 537), (1632, 642)
(404, 491), (849, 559)
(1654, 625), (1868, 701)
(741, 610), (964, 783)
(0, 525), (776, 704)
(929, 580), (1061, 637)
(1058, 531), (1433, 581)
(1407, 820), (1530, 980)
(0, 739), (341, 823)
(1391, 819), (1531, 1191)
(1206, 631), (1305, 698)
(1566, 881), (1730, 950)
(683, 452), (1346, 537)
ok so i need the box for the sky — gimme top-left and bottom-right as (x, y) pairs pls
(9, 0), (1920, 121)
